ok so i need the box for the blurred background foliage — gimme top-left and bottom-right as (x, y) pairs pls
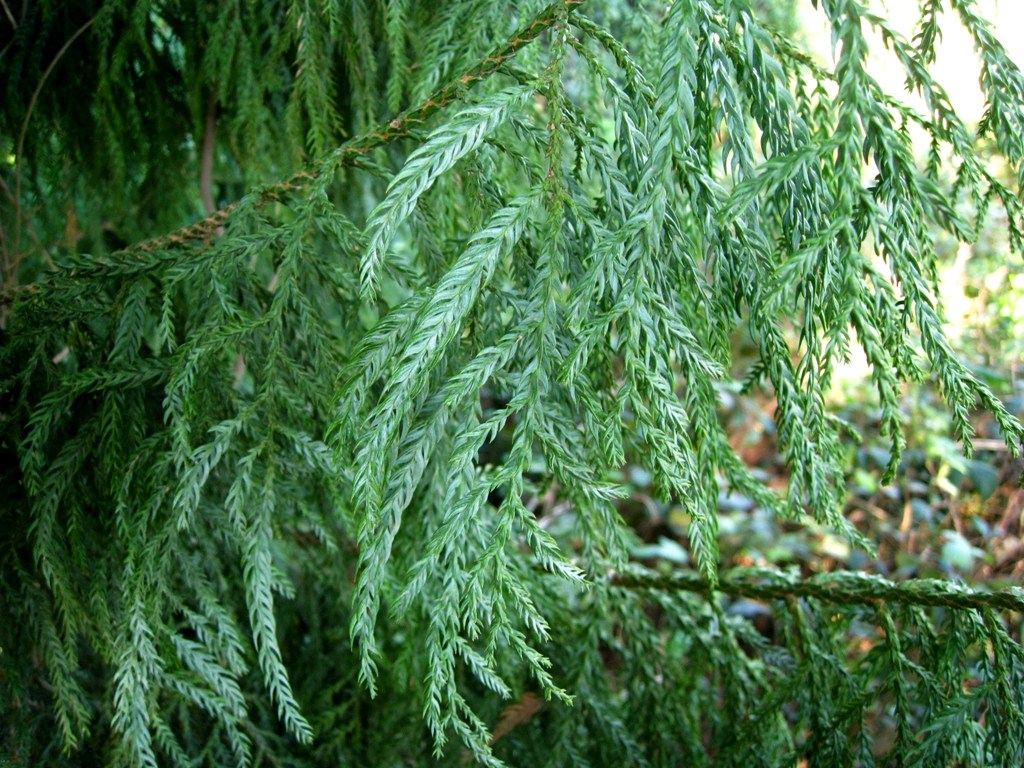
(572, 0), (1024, 592)
(622, 180), (1024, 593)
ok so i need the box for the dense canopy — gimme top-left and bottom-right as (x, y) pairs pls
(2, 0), (1024, 765)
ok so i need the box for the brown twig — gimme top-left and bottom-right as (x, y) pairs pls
(611, 568), (1024, 614)
(130, 0), (586, 254)
(200, 88), (218, 216)
(0, 0), (16, 27)
(489, 692), (543, 745)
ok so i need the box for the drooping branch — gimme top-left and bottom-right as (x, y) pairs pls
(611, 566), (1024, 613)
(132, 0), (587, 255)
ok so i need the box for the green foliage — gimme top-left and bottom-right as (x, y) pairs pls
(2, 0), (1024, 765)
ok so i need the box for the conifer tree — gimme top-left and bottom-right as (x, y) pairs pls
(2, 0), (1024, 765)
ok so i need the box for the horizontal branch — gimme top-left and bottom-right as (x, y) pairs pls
(132, 0), (585, 255)
(611, 566), (1024, 614)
